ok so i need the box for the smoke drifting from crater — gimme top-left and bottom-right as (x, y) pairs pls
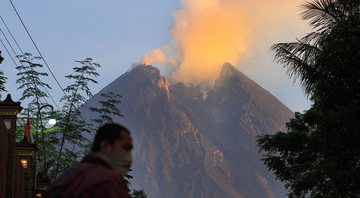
(140, 49), (166, 65)
(141, 0), (307, 84)
(170, 0), (251, 84)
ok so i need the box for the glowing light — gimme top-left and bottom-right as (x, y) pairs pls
(48, 118), (57, 125)
(20, 159), (28, 169)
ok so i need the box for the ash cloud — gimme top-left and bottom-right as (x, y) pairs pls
(141, 0), (308, 85)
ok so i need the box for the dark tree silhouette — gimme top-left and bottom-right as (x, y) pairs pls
(258, 0), (360, 197)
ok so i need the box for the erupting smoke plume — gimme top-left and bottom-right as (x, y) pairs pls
(140, 49), (166, 65)
(140, 0), (307, 85)
(171, 0), (251, 84)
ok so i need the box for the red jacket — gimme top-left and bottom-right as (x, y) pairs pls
(45, 155), (132, 198)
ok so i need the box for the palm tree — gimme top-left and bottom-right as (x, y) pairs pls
(271, 0), (359, 103)
(258, 0), (360, 197)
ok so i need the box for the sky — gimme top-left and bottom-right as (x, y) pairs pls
(0, 0), (312, 112)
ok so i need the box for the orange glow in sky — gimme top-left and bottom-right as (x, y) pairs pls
(140, 0), (308, 87)
(171, 0), (250, 84)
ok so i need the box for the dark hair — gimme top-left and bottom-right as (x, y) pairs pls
(91, 123), (130, 152)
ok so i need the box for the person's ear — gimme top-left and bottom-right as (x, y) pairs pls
(100, 140), (112, 154)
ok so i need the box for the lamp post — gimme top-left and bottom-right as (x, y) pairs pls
(33, 104), (59, 196)
(35, 104), (58, 135)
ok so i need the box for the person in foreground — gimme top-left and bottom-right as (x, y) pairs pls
(46, 123), (133, 198)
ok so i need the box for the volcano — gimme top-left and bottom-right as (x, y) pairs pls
(82, 63), (293, 198)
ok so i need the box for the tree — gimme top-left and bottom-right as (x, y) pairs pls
(89, 92), (123, 128)
(132, 189), (148, 198)
(257, 0), (360, 197)
(16, 53), (52, 116)
(15, 53), (58, 178)
(79, 91), (123, 154)
(52, 58), (100, 180)
(0, 50), (5, 96)
(0, 70), (6, 96)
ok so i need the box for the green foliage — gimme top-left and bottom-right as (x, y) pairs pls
(258, 109), (324, 197)
(89, 92), (123, 128)
(15, 53), (52, 128)
(132, 189), (148, 198)
(61, 58), (100, 108)
(15, 53), (53, 138)
(0, 69), (6, 95)
(15, 52), (59, 180)
(16, 53), (51, 103)
(258, 0), (360, 197)
(271, 0), (360, 104)
(14, 57), (101, 181)
(53, 58), (100, 180)
(12, 55), (144, 192)
(35, 126), (61, 179)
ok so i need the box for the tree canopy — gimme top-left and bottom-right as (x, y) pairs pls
(257, 0), (360, 197)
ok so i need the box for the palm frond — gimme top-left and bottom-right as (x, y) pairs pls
(271, 42), (321, 96)
(300, 32), (323, 46)
(302, 0), (338, 32)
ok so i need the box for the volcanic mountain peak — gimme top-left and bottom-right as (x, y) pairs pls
(219, 62), (239, 78)
(133, 64), (160, 76)
(125, 64), (161, 85)
(128, 63), (240, 89)
(82, 63), (292, 197)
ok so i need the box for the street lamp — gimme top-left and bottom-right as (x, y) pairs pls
(32, 104), (60, 195)
(47, 113), (59, 125)
(36, 104), (60, 132)
(48, 118), (57, 125)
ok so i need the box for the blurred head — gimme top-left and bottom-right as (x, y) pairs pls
(92, 123), (133, 176)
(92, 123), (132, 153)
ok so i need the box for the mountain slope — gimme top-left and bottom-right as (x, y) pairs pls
(83, 64), (293, 197)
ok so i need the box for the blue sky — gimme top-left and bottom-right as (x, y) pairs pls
(0, 0), (311, 112)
